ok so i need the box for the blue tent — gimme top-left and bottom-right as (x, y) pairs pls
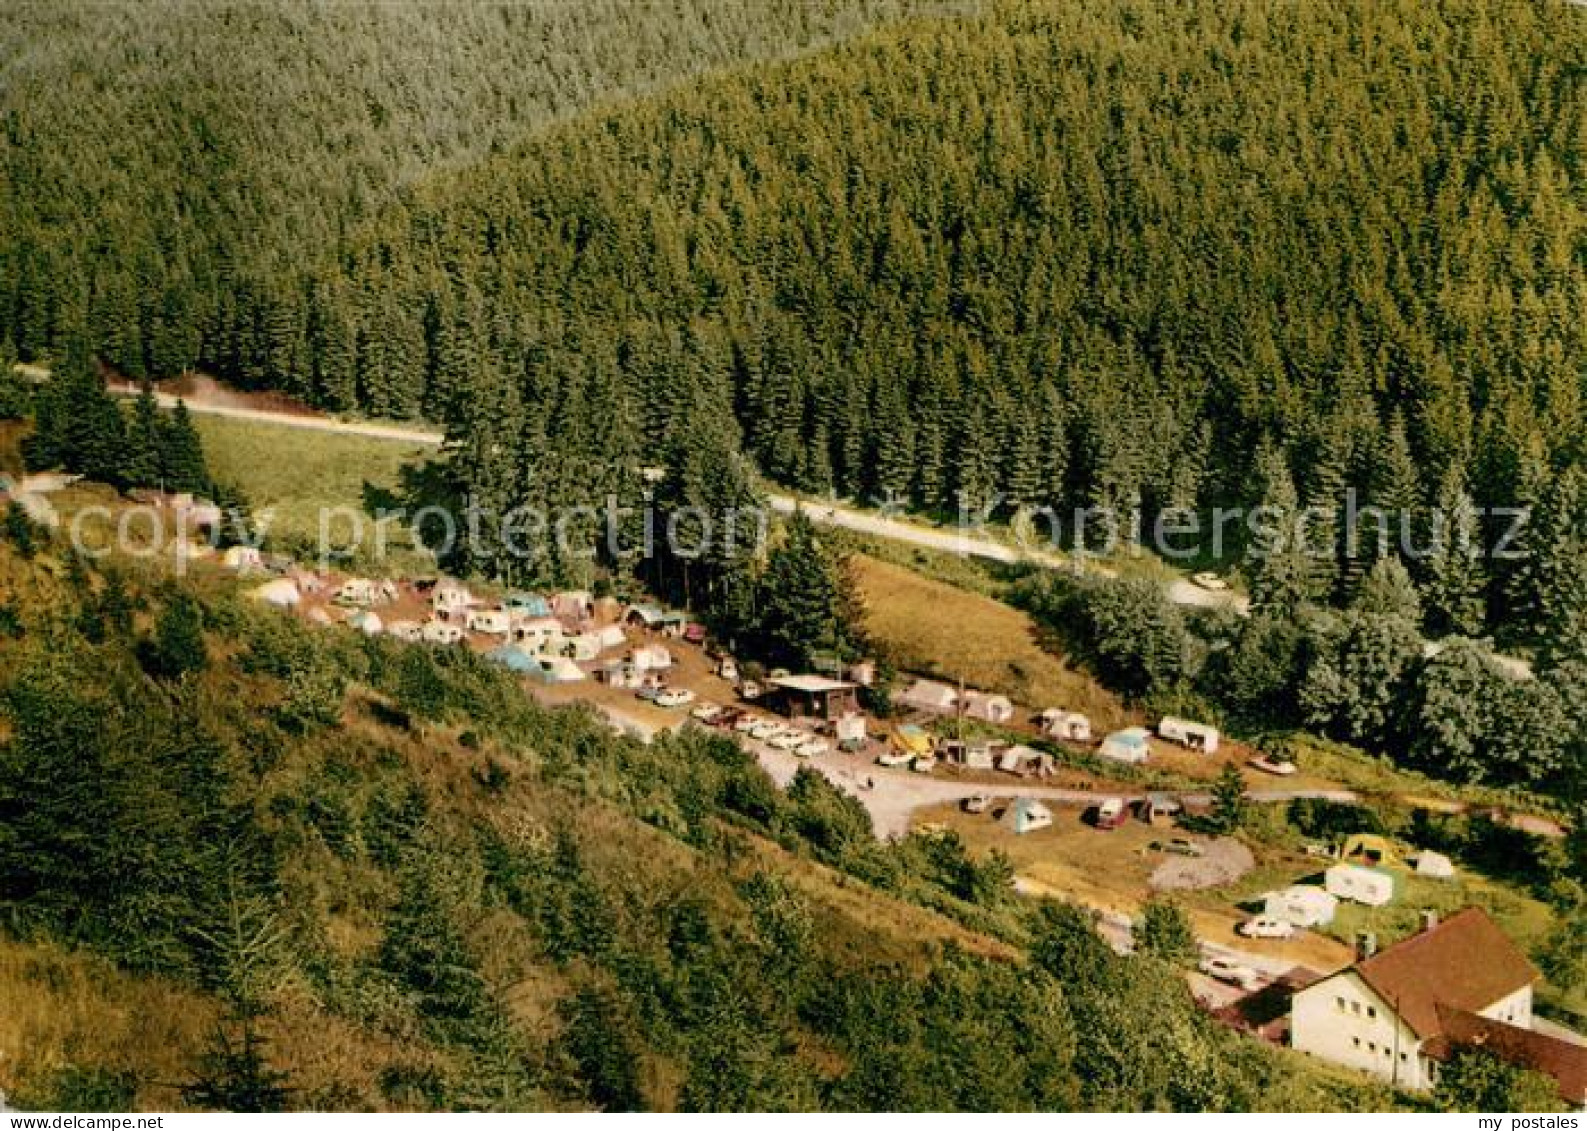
(488, 645), (540, 673)
(503, 592), (551, 617)
(1002, 798), (1054, 835)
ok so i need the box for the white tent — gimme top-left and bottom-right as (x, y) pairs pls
(562, 632), (605, 661)
(632, 644), (673, 671)
(421, 620), (464, 646)
(962, 691), (1014, 724)
(1040, 709), (1092, 742)
(248, 578), (301, 608)
(467, 608), (512, 635)
(533, 655), (587, 684)
(897, 678), (959, 714)
(222, 545), (265, 573)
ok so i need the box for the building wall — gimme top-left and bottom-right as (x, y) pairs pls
(1480, 985), (1534, 1029)
(1292, 972), (1431, 1090)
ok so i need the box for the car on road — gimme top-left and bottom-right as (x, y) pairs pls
(769, 731), (807, 751)
(910, 756), (936, 773)
(1152, 837), (1205, 857)
(794, 738), (829, 758)
(962, 794), (992, 814)
(1191, 571), (1230, 591)
(1237, 915), (1296, 940)
(749, 720), (785, 741)
(690, 702), (723, 722)
(875, 750), (914, 768)
(655, 688), (696, 709)
(733, 714), (762, 734)
(1093, 797), (1128, 829)
(635, 685), (666, 702)
(1199, 955), (1262, 991)
(1248, 753), (1298, 776)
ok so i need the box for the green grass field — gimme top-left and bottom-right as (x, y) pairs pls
(194, 414), (436, 572)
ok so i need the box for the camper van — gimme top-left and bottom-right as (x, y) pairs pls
(1158, 716), (1220, 754)
(1324, 864), (1396, 907)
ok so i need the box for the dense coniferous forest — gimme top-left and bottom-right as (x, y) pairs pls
(6, 0), (1584, 639)
(0, 0), (942, 381)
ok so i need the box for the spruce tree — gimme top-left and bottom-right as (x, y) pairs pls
(1248, 439), (1314, 617)
(124, 381), (162, 488)
(159, 400), (211, 496)
(1424, 465), (1488, 637)
(757, 511), (844, 669)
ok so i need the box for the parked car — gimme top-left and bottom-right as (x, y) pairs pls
(655, 688), (696, 709)
(1238, 915), (1297, 940)
(733, 714), (762, 734)
(738, 679), (764, 701)
(635, 685), (666, 702)
(711, 708), (744, 729)
(749, 720), (785, 741)
(769, 731), (807, 751)
(1155, 837), (1205, 857)
(962, 794), (992, 814)
(875, 750), (914, 768)
(1199, 955), (1262, 991)
(1249, 753), (1298, 776)
(1093, 797), (1128, 829)
(910, 756), (936, 773)
(690, 702), (724, 722)
(794, 738), (829, 758)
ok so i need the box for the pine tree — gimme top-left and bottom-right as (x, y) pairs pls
(1354, 557), (1423, 625)
(159, 400), (211, 496)
(124, 381), (162, 488)
(1424, 465), (1488, 637)
(1248, 439), (1314, 617)
(1531, 469), (1587, 667)
(1208, 763), (1249, 833)
(757, 511), (844, 669)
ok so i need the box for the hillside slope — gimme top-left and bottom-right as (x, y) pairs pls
(0, 524), (1397, 1112)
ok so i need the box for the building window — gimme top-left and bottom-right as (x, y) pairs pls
(1336, 996), (1347, 1011)
(1351, 1002), (1362, 1015)
(1366, 1006), (1377, 1019)
(1352, 1038), (1362, 1049)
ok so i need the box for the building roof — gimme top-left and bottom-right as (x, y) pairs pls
(1428, 1006), (1587, 1103)
(771, 674), (855, 694)
(1352, 908), (1538, 1040)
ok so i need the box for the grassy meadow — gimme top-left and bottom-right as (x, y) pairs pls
(194, 414), (436, 572)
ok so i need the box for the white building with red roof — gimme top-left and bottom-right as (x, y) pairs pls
(1291, 907), (1584, 1100)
